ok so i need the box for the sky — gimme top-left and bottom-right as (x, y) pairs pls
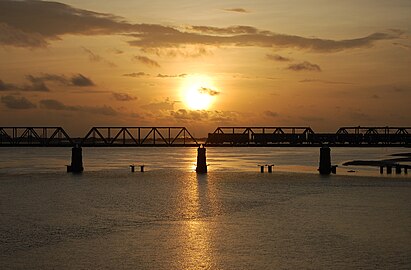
(1, 0), (410, 136)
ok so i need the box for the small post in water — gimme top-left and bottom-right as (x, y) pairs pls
(196, 145), (207, 174)
(130, 165), (135, 172)
(140, 165), (145, 172)
(259, 165), (265, 173)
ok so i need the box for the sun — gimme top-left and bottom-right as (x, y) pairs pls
(181, 75), (218, 110)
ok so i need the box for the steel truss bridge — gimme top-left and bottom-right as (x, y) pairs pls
(0, 126), (411, 147)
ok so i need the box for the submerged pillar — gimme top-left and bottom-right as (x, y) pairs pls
(395, 165), (402, 174)
(196, 145), (207, 174)
(404, 166), (408, 174)
(260, 165), (264, 173)
(267, 165), (273, 173)
(386, 165), (392, 174)
(67, 144), (83, 173)
(319, 146), (332, 175)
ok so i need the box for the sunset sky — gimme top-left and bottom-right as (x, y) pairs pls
(1, 0), (410, 136)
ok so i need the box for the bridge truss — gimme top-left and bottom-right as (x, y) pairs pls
(0, 126), (410, 147)
(81, 127), (198, 146)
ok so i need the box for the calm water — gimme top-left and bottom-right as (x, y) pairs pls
(1, 148), (411, 269)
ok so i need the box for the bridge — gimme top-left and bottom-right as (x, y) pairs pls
(1, 126), (411, 147)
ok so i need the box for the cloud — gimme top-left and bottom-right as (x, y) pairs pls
(1, 95), (36, 109)
(39, 99), (117, 116)
(392, 42), (411, 50)
(188, 25), (258, 35)
(81, 47), (116, 67)
(0, 1), (401, 52)
(198, 87), (220, 96)
(0, 80), (19, 91)
(0, 77), (49, 92)
(222, 8), (249, 13)
(141, 98), (176, 111)
(112, 92), (137, 101)
(123, 72), (150, 77)
(70, 74), (95, 86)
(25, 73), (95, 88)
(140, 46), (212, 58)
(287, 61), (321, 72)
(157, 73), (187, 78)
(263, 110), (279, 118)
(133, 55), (161, 68)
(170, 109), (238, 123)
(266, 54), (291, 62)
(299, 79), (352, 85)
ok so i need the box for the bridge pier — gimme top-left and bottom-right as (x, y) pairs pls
(196, 145), (207, 174)
(67, 144), (83, 173)
(319, 146), (333, 175)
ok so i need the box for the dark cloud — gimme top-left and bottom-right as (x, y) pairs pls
(71, 74), (95, 86)
(266, 54), (291, 62)
(299, 79), (352, 84)
(25, 73), (95, 88)
(287, 61), (321, 72)
(141, 98), (176, 111)
(81, 47), (116, 67)
(1, 95), (36, 109)
(392, 42), (411, 50)
(133, 55), (161, 68)
(263, 110), (279, 118)
(130, 28), (401, 53)
(170, 109), (237, 123)
(0, 77), (49, 92)
(123, 72), (150, 77)
(222, 8), (249, 13)
(188, 25), (258, 35)
(0, 80), (19, 91)
(39, 99), (117, 116)
(0, 1), (401, 52)
(198, 87), (220, 96)
(141, 46), (212, 58)
(157, 73), (187, 78)
(112, 92), (137, 101)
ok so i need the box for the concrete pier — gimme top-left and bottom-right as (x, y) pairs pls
(67, 144), (83, 173)
(196, 145), (207, 174)
(395, 165), (402, 174)
(267, 165), (273, 173)
(319, 146), (332, 175)
(386, 165), (392, 174)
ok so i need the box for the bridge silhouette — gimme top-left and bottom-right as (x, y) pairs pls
(1, 126), (411, 147)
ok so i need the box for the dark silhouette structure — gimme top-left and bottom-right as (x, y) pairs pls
(196, 145), (207, 173)
(318, 146), (332, 175)
(67, 144), (83, 173)
(1, 126), (411, 147)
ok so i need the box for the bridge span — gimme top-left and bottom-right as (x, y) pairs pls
(1, 126), (411, 147)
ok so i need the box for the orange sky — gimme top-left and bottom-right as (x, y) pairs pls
(1, 0), (410, 136)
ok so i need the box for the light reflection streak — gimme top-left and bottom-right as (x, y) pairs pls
(177, 173), (218, 269)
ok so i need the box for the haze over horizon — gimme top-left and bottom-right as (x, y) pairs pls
(1, 0), (410, 136)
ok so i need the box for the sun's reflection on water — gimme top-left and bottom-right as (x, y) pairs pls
(176, 173), (218, 269)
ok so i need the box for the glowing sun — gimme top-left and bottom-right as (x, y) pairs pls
(182, 75), (218, 110)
